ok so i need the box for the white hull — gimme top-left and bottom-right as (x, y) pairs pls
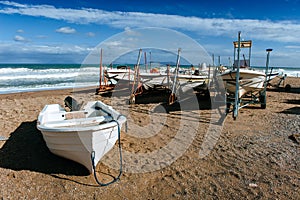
(106, 68), (166, 83)
(219, 68), (266, 98)
(37, 101), (126, 173)
(106, 68), (208, 92)
(176, 75), (207, 93)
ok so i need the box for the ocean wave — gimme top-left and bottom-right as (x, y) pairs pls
(277, 68), (300, 77)
(0, 67), (31, 74)
(0, 67), (99, 80)
(0, 65), (100, 94)
(0, 66), (99, 74)
(0, 72), (79, 81)
(0, 81), (98, 94)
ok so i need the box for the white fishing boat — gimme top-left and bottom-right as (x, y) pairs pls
(105, 66), (209, 93)
(218, 38), (268, 98)
(219, 68), (266, 98)
(105, 67), (165, 83)
(218, 31), (274, 119)
(105, 66), (134, 81)
(37, 100), (126, 174)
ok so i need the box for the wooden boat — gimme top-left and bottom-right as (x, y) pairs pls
(37, 100), (126, 174)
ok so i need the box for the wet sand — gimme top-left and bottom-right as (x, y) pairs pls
(0, 77), (299, 199)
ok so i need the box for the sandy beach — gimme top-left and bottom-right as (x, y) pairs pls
(0, 77), (299, 199)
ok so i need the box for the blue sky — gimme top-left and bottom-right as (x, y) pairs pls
(1, 0), (300, 67)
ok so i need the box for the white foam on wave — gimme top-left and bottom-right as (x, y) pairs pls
(0, 67), (30, 74)
(278, 68), (300, 77)
(0, 81), (98, 94)
(0, 66), (101, 94)
(0, 72), (79, 80)
(0, 67), (99, 81)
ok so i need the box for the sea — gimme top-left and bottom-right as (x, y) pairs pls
(0, 64), (299, 95)
(0, 64), (100, 94)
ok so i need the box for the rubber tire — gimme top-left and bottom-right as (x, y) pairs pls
(285, 84), (291, 92)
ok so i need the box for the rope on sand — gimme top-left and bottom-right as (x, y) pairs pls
(91, 117), (123, 186)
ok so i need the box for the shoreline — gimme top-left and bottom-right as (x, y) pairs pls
(0, 66), (299, 95)
(0, 86), (98, 98)
(0, 77), (299, 199)
(0, 84), (98, 96)
(1, 76), (299, 95)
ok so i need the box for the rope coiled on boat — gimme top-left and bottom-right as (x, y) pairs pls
(91, 115), (125, 186)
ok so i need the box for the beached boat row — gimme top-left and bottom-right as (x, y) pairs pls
(36, 31), (280, 186)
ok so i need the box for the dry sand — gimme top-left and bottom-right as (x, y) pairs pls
(0, 77), (299, 199)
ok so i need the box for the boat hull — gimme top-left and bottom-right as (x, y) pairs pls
(40, 125), (119, 173)
(37, 101), (126, 173)
(219, 69), (266, 98)
(106, 68), (208, 92)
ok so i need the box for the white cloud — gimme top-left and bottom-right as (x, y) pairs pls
(13, 35), (27, 42)
(0, 1), (26, 8)
(0, 42), (93, 63)
(86, 32), (95, 37)
(55, 26), (76, 34)
(36, 35), (47, 39)
(285, 45), (300, 49)
(1, 1), (300, 43)
(1, 1), (300, 66)
(0, 41), (91, 54)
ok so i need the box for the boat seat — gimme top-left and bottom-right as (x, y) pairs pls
(65, 111), (88, 119)
(44, 115), (113, 128)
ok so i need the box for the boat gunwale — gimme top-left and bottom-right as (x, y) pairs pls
(220, 68), (266, 76)
(37, 101), (126, 133)
(37, 119), (121, 132)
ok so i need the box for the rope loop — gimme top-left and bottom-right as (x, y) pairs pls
(91, 119), (123, 186)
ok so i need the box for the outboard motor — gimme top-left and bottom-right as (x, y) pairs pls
(64, 96), (81, 111)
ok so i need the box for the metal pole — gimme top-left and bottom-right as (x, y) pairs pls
(171, 48), (181, 94)
(167, 64), (170, 89)
(233, 31), (241, 119)
(149, 51), (152, 71)
(169, 48), (181, 104)
(263, 49), (273, 92)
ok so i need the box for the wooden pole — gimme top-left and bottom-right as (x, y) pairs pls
(99, 48), (103, 89)
(131, 49), (142, 95)
(144, 51), (147, 72)
(169, 48), (181, 104)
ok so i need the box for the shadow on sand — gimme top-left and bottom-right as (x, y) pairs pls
(152, 93), (212, 113)
(280, 107), (300, 115)
(284, 99), (300, 105)
(0, 121), (89, 176)
(267, 86), (300, 94)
